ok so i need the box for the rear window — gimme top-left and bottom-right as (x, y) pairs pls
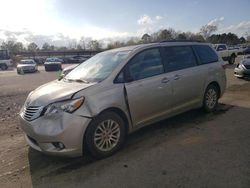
(193, 45), (218, 64)
(163, 46), (197, 72)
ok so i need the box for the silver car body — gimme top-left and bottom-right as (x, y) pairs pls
(19, 42), (226, 157)
(234, 58), (250, 78)
(17, 59), (38, 73)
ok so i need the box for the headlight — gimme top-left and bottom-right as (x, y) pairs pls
(44, 97), (84, 116)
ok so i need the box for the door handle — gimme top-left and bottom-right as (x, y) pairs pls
(161, 77), (170, 83)
(173, 74), (181, 80)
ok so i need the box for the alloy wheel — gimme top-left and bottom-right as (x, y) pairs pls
(94, 119), (121, 152)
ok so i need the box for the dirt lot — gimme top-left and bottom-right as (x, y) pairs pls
(0, 58), (250, 188)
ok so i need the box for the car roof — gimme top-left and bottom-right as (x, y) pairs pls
(106, 41), (208, 53)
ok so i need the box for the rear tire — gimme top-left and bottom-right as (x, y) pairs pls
(85, 111), (126, 159)
(203, 84), (219, 112)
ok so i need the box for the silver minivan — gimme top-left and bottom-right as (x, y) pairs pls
(19, 41), (226, 158)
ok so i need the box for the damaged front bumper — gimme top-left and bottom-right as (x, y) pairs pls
(19, 111), (92, 157)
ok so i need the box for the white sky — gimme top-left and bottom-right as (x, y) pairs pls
(0, 0), (249, 46)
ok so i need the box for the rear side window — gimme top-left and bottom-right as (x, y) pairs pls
(164, 46), (197, 72)
(193, 45), (218, 64)
(127, 48), (164, 81)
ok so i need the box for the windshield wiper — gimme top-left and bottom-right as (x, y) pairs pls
(64, 78), (89, 83)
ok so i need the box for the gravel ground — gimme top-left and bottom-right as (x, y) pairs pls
(0, 60), (249, 188)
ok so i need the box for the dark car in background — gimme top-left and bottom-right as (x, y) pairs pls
(17, 59), (38, 74)
(44, 57), (62, 71)
(34, 57), (45, 65)
(234, 56), (250, 79)
(67, 55), (90, 63)
(242, 46), (250, 55)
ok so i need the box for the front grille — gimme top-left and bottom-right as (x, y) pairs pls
(22, 106), (43, 121)
(244, 64), (250, 69)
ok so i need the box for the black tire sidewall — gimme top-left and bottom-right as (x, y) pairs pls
(203, 85), (219, 112)
(85, 111), (126, 159)
(229, 55), (235, 64)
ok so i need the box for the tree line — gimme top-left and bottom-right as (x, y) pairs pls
(1, 24), (250, 54)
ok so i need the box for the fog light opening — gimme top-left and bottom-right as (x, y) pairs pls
(52, 142), (65, 150)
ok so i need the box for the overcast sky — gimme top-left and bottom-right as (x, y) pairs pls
(0, 0), (249, 46)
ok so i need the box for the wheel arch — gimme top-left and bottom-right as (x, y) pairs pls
(96, 107), (130, 134)
(82, 107), (130, 157)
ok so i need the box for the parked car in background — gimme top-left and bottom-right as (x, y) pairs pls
(34, 57), (45, 65)
(17, 59), (38, 74)
(44, 57), (62, 71)
(0, 50), (13, 70)
(241, 46), (250, 55)
(19, 41), (226, 158)
(67, 55), (89, 63)
(214, 44), (237, 64)
(234, 56), (250, 79)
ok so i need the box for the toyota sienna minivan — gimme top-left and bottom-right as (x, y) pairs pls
(19, 41), (226, 158)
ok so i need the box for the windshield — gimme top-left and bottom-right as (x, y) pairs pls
(46, 58), (61, 62)
(65, 50), (130, 83)
(19, 60), (35, 64)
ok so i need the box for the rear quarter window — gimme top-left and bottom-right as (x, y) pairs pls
(193, 45), (218, 64)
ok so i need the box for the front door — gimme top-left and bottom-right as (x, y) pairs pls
(125, 48), (173, 127)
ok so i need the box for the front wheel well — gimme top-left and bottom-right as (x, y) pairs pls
(207, 82), (221, 97)
(95, 107), (130, 134)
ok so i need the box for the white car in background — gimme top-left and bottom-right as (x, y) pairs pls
(17, 59), (38, 74)
(214, 44), (238, 64)
(0, 50), (13, 70)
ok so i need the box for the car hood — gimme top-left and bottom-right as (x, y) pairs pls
(17, 64), (36, 67)
(25, 80), (96, 106)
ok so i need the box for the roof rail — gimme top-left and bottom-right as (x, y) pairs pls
(159, 39), (204, 43)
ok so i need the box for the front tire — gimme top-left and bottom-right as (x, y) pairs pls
(203, 84), (219, 112)
(85, 111), (126, 159)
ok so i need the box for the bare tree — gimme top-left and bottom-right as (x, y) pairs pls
(27, 42), (38, 52)
(88, 40), (101, 51)
(1, 41), (25, 53)
(141, 33), (151, 43)
(158, 29), (173, 40)
(199, 25), (217, 40)
(42, 42), (50, 51)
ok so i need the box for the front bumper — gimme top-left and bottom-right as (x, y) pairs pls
(19, 111), (91, 157)
(17, 67), (37, 73)
(45, 64), (62, 71)
(234, 68), (250, 78)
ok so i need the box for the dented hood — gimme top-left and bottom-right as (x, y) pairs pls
(26, 80), (95, 106)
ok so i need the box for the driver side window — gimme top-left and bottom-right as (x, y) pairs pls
(128, 48), (164, 81)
